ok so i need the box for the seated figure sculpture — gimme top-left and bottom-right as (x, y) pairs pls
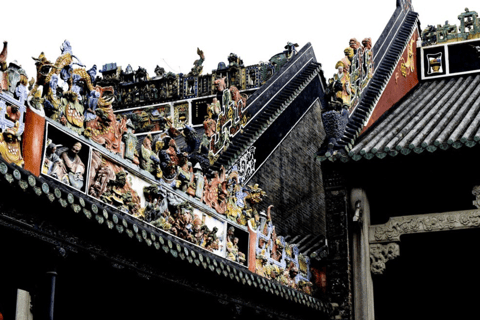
(49, 142), (85, 190)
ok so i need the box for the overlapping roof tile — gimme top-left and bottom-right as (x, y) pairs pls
(344, 74), (480, 161)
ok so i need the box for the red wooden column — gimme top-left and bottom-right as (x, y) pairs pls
(22, 106), (45, 176)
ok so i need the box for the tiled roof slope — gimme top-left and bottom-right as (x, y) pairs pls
(336, 10), (419, 152)
(211, 43), (324, 173)
(344, 74), (480, 161)
(0, 157), (331, 314)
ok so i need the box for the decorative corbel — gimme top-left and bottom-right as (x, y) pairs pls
(369, 243), (400, 275)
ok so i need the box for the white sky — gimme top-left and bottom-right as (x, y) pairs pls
(2, 0), (479, 82)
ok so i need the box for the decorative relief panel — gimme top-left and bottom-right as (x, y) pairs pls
(253, 207), (313, 294)
(370, 210), (480, 243)
(320, 37), (374, 156)
(370, 243), (400, 275)
(0, 38), (321, 298)
(229, 146), (256, 184)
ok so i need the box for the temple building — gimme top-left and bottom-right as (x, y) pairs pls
(317, 1), (480, 319)
(1, 0), (479, 319)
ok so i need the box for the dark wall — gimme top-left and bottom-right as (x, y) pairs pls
(341, 146), (480, 225)
(249, 100), (326, 238)
(374, 229), (480, 320)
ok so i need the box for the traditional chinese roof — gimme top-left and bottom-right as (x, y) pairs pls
(317, 5), (419, 161)
(332, 74), (480, 162)
(0, 156), (331, 316)
(210, 43), (325, 176)
(317, 3), (480, 164)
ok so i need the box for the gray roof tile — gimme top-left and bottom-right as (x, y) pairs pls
(338, 74), (480, 162)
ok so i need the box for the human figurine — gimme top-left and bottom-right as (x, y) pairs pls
(144, 85), (151, 102)
(151, 84), (159, 100)
(140, 134), (161, 178)
(206, 97), (221, 120)
(255, 252), (268, 277)
(134, 86), (140, 103)
(193, 163), (205, 200)
(44, 74), (60, 119)
(139, 86), (145, 102)
(349, 38), (361, 54)
(362, 38), (374, 81)
(226, 226), (238, 261)
(204, 226), (220, 252)
(5, 60), (23, 96)
(225, 179), (242, 223)
(341, 47), (354, 74)
(85, 90), (100, 122)
(333, 61), (352, 106)
(192, 215), (205, 245)
(160, 85), (167, 100)
(156, 138), (175, 181)
(100, 171), (139, 215)
(42, 142), (61, 175)
(125, 88), (133, 104)
(176, 155), (193, 192)
(144, 198), (161, 223)
(226, 236), (238, 261)
(285, 265), (299, 289)
(122, 119), (139, 165)
(15, 74), (28, 105)
(50, 142), (85, 190)
(118, 89), (125, 106)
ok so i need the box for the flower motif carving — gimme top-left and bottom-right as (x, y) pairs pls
(371, 210), (480, 243)
(370, 243), (400, 275)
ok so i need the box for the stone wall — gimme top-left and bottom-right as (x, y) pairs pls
(249, 100), (326, 237)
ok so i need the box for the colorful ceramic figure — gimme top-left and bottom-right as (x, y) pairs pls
(188, 48), (205, 77)
(88, 150), (141, 214)
(0, 41), (7, 92)
(122, 120), (139, 165)
(333, 61), (352, 106)
(256, 251), (268, 277)
(59, 91), (85, 135)
(156, 137), (176, 181)
(42, 142), (61, 175)
(226, 226), (246, 265)
(84, 94), (127, 155)
(0, 122), (23, 166)
(176, 154), (193, 193)
(140, 134), (161, 178)
(203, 167), (227, 214)
(349, 38), (361, 53)
(48, 142), (85, 190)
(193, 163), (204, 200)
